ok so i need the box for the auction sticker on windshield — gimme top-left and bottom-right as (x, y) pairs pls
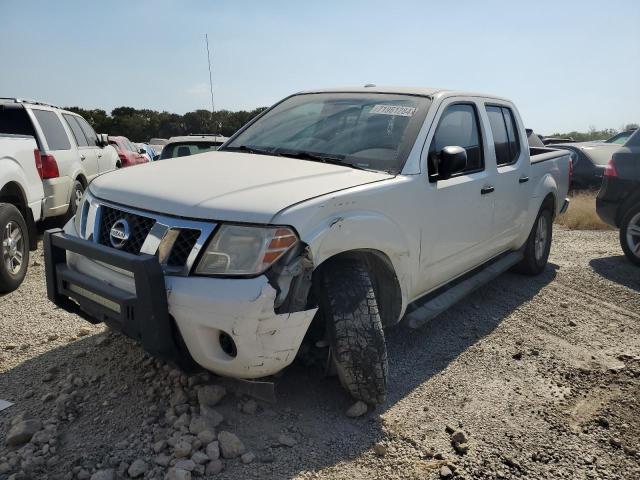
(370, 105), (416, 117)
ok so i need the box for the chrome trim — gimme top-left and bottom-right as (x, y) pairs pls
(84, 196), (217, 276)
(140, 223), (169, 255)
(156, 229), (179, 265)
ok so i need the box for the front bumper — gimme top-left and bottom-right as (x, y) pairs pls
(44, 228), (317, 378)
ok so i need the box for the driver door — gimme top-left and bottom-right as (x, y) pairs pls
(416, 99), (497, 294)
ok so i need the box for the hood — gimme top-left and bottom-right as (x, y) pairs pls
(90, 151), (392, 223)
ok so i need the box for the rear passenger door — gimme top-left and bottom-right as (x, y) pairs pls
(62, 114), (98, 181)
(74, 116), (103, 179)
(417, 99), (496, 293)
(483, 104), (530, 252)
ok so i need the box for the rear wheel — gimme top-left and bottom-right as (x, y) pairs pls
(514, 207), (553, 275)
(620, 205), (640, 266)
(318, 259), (388, 405)
(0, 203), (29, 293)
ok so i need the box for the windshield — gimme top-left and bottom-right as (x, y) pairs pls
(159, 142), (223, 159)
(221, 93), (431, 174)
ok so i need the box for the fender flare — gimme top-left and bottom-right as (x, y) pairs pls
(302, 211), (414, 317)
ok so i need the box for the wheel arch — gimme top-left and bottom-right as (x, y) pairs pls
(75, 174), (88, 188)
(312, 248), (404, 328)
(0, 180), (28, 219)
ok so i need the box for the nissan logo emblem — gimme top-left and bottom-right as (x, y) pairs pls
(109, 219), (130, 249)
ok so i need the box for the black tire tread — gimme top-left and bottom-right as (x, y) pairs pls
(320, 259), (388, 404)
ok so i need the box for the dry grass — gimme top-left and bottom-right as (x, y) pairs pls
(555, 191), (613, 230)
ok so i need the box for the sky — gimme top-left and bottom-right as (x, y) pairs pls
(1, 0), (638, 134)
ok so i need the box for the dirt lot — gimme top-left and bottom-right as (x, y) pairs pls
(1, 228), (639, 480)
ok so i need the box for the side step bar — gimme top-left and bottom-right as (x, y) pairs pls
(405, 251), (524, 329)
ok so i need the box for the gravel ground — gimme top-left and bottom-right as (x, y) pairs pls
(0, 228), (639, 480)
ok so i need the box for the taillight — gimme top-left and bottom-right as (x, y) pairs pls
(604, 159), (618, 177)
(40, 153), (59, 179)
(34, 149), (43, 179)
(568, 155), (573, 187)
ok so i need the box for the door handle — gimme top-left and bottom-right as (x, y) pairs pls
(97, 151), (102, 158)
(80, 154), (86, 160)
(481, 186), (495, 195)
(519, 176), (529, 183)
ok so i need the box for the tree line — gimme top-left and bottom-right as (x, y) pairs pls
(65, 104), (637, 145)
(549, 123), (639, 142)
(63, 106), (268, 142)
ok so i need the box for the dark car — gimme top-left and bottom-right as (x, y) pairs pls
(596, 128), (640, 265)
(552, 144), (604, 190)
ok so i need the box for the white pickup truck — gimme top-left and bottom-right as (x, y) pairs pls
(0, 98), (119, 292)
(44, 87), (570, 404)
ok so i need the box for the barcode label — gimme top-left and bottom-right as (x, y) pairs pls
(370, 105), (416, 117)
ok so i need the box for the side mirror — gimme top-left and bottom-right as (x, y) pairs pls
(98, 133), (109, 147)
(438, 146), (467, 179)
(138, 148), (146, 154)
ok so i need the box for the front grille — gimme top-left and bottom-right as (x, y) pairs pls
(98, 206), (155, 255)
(168, 229), (200, 266)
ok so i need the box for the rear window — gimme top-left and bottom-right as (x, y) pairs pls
(160, 142), (222, 159)
(0, 106), (38, 139)
(32, 109), (70, 150)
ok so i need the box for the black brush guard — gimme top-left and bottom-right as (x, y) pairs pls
(44, 228), (183, 363)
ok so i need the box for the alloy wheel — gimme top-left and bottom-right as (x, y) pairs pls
(534, 215), (548, 261)
(625, 212), (640, 259)
(2, 221), (25, 275)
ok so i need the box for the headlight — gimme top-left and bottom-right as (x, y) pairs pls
(73, 189), (92, 238)
(195, 224), (298, 276)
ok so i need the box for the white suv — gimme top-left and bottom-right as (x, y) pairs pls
(0, 98), (119, 223)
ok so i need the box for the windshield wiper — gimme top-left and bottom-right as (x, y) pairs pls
(275, 149), (371, 171)
(223, 145), (278, 156)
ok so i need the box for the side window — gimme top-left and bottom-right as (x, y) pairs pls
(428, 103), (483, 178)
(486, 105), (520, 166)
(76, 116), (99, 147)
(63, 114), (88, 147)
(502, 107), (520, 163)
(32, 109), (71, 151)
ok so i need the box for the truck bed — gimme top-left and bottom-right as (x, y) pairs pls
(529, 146), (570, 163)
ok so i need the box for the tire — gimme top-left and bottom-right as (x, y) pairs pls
(62, 180), (84, 224)
(514, 208), (553, 275)
(318, 259), (388, 405)
(0, 203), (30, 293)
(620, 205), (640, 266)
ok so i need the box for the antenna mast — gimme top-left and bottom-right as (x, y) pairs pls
(205, 34), (215, 117)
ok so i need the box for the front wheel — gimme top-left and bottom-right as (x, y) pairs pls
(318, 259), (388, 405)
(514, 208), (553, 275)
(0, 203), (29, 293)
(620, 205), (640, 266)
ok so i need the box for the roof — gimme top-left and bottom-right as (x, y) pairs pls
(295, 85), (511, 101)
(0, 97), (60, 108)
(168, 135), (229, 143)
